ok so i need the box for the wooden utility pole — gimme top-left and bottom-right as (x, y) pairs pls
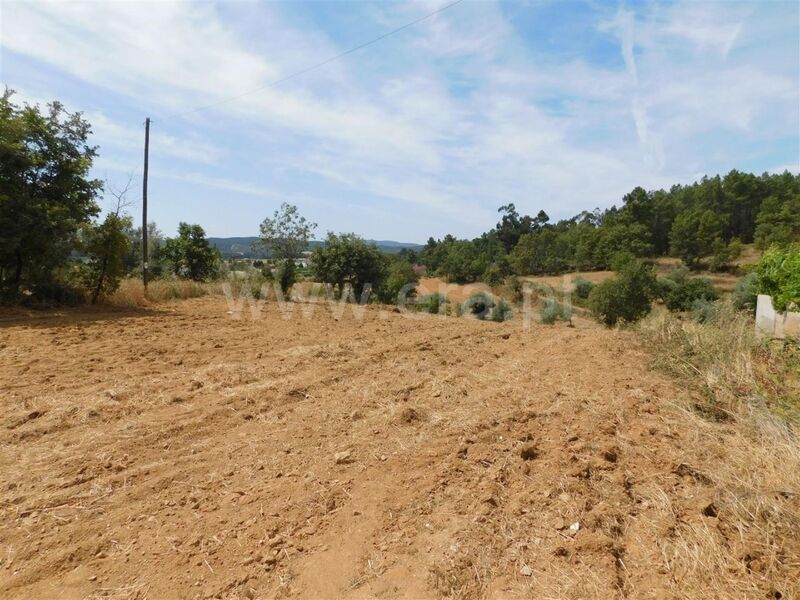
(142, 117), (150, 290)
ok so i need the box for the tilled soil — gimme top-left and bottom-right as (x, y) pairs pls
(0, 298), (779, 599)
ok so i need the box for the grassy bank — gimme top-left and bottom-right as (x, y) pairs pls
(639, 303), (800, 596)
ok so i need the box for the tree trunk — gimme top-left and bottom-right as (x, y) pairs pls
(91, 256), (108, 305)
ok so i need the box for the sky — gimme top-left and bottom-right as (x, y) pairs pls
(1, 0), (798, 243)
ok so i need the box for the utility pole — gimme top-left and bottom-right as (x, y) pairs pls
(142, 117), (150, 290)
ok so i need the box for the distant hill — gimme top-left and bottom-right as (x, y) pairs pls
(208, 236), (423, 258)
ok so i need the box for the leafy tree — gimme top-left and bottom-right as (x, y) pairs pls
(123, 221), (164, 277)
(588, 259), (657, 326)
(255, 202), (317, 259)
(376, 257), (419, 304)
(754, 195), (800, 250)
(310, 233), (385, 298)
(669, 209), (725, 268)
(84, 212), (132, 303)
(0, 90), (102, 296)
(754, 244), (800, 312)
(162, 223), (220, 281)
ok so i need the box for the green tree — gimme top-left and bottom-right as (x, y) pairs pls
(669, 209), (724, 268)
(255, 203), (316, 296)
(84, 212), (132, 303)
(255, 202), (317, 259)
(754, 244), (800, 312)
(664, 278), (718, 312)
(162, 223), (220, 281)
(311, 233), (386, 298)
(754, 195), (800, 250)
(0, 90), (102, 296)
(376, 257), (419, 304)
(588, 259), (657, 326)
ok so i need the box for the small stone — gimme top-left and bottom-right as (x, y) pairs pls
(569, 521), (580, 534)
(334, 450), (352, 464)
(520, 565), (533, 577)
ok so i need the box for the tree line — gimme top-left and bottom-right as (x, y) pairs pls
(402, 171), (799, 284)
(1, 90), (798, 307)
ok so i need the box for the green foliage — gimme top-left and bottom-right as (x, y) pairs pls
(482, 262), (505, 287)
(276, 259), (296, 295)
(709, 238), (742, 272)
(754, 195), (800, 250)
(573, 277), (593, 300)
(665, 278), (719, 312)
(489, 298), (513, 322)
(690, 298), (718, 323)
(377, 258), (419, 304)
(310, 232), (385, 298)
(666, 264), (690, 284)
(732, 272), (759, 312)
(754, 244), (800, 312)
(162, 223), (221, 281)
(255, 203), (317, 259)
(655, 277), (678, 301)
(23, 280), (86, 307)
(0, 90), (102, 297)
(508, 276), (523, 303)
(416, 293), (446, 314)
(122, 221), (165, 278)
(540, 299), (571, 324)
(588, 260), (657, 326)
(83, 212), (132, 303)
(670, 209), (725, 268)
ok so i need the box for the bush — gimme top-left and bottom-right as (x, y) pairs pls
(655, 276), (678, 301)
(573, 277), (593, 300)
(589, 260), (657, 326)
(311, 232), (385, 298)
(462, 293), (511, 322)
(377, 259), (419, 304)
(666, 264), (690, 283)
(489, 298), (512, 322)
(482, 263), (505, 287)
(753, 244), (800, 312)
(23, 280), (87, 307)
(508, 276), (523, 303)
(464, 292), (492, 320)
(732, 272), (758, 312)
(416, 293), (446, 315)
(276, 260), (296, 295)
(540, 299), (571, 324)
(690, 298), (718, 323)
(665, 278), (718, 312)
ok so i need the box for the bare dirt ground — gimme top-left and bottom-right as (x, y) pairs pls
(0, 297), (794, 599)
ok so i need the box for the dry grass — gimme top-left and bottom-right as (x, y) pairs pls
(107, 278), (215, 306)
(639, 302), (800, 598)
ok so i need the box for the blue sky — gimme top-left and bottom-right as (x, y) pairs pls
(1, 0), (798, 242)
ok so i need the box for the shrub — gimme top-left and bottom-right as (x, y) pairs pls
(416, 293), (446, 315)
(655, 276), (678, 301)
(489, 298), (512, 322)
(666, 263), (690, 283)
(462, 293), (512, 322)
(753, 244), (800, 312)
(482, 263), (505, 287)
(508, 276), (523, 303)
(540, 299), (571, 324)
(276, 260), (296, 295)
(23, 281), (87, 307)
(690, 298), (718, 323)
(665, 278), (718, 312)
(377, 259), (419, 304)
(573, 277), (593, 300)
(732, 272), (758, 312)
(589, 260), (656, 326)
(464, 292), (492, 320)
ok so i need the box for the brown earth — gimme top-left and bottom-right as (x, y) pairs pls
(0, 297), (794, 599)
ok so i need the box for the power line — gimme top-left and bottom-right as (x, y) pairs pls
(160, 0), (465, 121)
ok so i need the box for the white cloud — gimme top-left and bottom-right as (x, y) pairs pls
(1, 0), (797, 239)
